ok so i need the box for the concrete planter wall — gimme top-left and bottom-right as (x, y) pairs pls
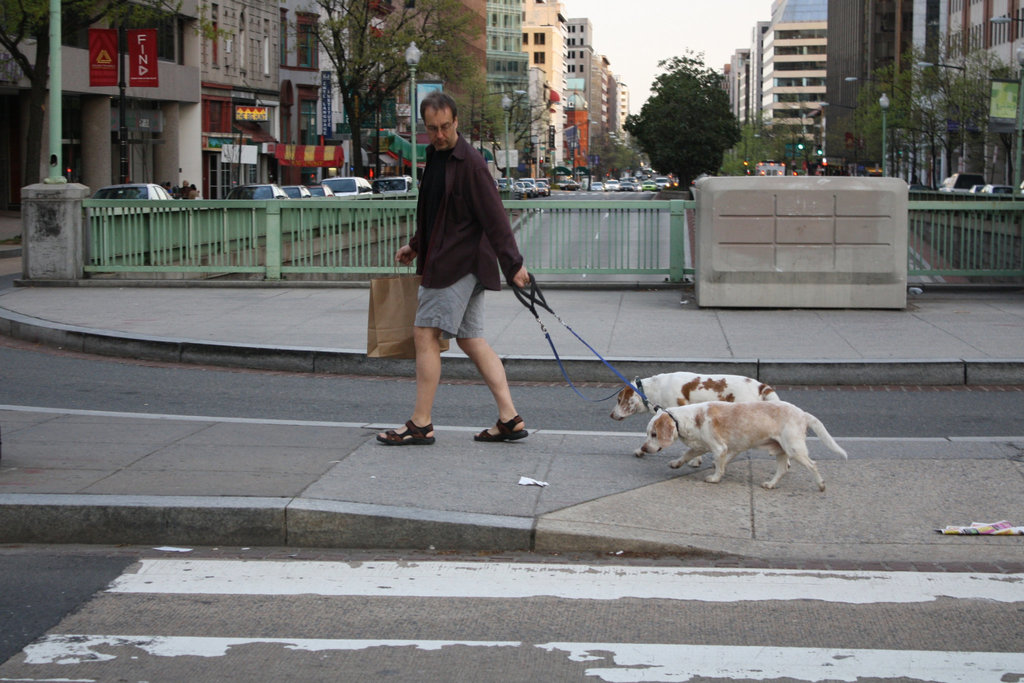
(693, 176), (908, 309)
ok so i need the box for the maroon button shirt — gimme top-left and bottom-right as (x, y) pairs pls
(410, 133), (524, 290)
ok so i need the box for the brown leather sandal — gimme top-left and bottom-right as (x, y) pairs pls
(474, 415), (529, 442)
(377, 420), (435, 446)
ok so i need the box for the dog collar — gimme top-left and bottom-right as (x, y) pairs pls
(635, 377), (652, 411)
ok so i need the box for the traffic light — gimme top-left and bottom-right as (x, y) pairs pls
(797, 142), (805, 151)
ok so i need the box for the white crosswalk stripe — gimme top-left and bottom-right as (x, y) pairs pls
(6, 559), (1024, 682)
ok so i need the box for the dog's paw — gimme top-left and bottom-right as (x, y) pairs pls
(761, 481), (777, 490)
(686, 457), (702, 468)
(633, 449), (645, 458)
(668, 458), (683, 469)
(704, 474), (722, 483)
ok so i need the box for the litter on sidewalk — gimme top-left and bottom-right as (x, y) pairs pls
(936, 521), (1023, 535)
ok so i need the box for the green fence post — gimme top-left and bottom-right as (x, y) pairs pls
(668, 199), (688, 282)
(266, 202), (282, 280)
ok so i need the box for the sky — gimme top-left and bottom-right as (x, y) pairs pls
(559, 0), (773, 115)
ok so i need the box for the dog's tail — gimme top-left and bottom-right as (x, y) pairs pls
(806, 414), (848, 459)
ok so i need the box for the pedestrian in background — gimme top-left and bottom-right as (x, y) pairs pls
(377, 91), (531, 447)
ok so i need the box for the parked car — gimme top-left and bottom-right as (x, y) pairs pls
(908, 184), (934, 193)
(511, 180), (530, 198)
(225, 183), (288, 200)
(321, 176), (372, 197)
(91, 183), (172, 200)
(372, 176), (414, 195)
(305, 184), (336, 197)
(281, 185), (312, 199)
(603, 179), (621, 192)
(939, 173), (986, 193)
(981, 184), (1013, 194)
(518, 178), (539, 197)
(590, 181), (603, 192)
(497, 178), (511, 192)
(533, 178), (551, 196)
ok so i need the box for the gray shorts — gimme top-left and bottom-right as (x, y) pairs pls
(415, 273), (486, 340)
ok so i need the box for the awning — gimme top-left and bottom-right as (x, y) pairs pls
(235, 120), (277, 143)
(552, 166), (572, 175)
(275, 144), (345, 167)
(549, 90), (561, 103)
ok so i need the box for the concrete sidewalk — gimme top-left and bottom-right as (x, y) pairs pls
(1, 405), (1022, 566)
(1, 208), (1023, 564)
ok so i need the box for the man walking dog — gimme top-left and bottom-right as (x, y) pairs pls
(377, 91), (531, 446)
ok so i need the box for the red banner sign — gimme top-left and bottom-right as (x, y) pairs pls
(128, 29), (159, 87)
(88, 29), (117, 87)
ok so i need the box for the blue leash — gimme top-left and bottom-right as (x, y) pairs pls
(512, 275), (651, 405)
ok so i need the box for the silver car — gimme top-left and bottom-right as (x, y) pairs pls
(91, 183), (172, 200)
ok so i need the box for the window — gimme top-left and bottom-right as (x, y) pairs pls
(280, 10), (288, 66)
(211, 4), (219, 67)
(533, 32), (545, 45)
(297, 14), (317, 68)
(534, 51), (545, 64)
(299, 99), (317, 144)
(203, 97), (230, 133)
(523, 33), (529, 45)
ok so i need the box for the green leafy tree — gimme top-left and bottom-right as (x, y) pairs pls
(310, 0), (480, 178)
(624, 53), (740, 186)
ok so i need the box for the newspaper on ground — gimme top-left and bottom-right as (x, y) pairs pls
(936, 520), (1023, 535)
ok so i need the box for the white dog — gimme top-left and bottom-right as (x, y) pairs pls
(634, 401), (847, 492)
(611, 372), (779, 421)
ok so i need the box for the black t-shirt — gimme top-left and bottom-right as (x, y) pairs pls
(419, 148), (451, 265)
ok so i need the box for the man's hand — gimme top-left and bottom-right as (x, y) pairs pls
(512, 265), (530, 289)
(396, 244), (416, 266)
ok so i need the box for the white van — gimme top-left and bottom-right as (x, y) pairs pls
(372, 176), (413, 195)
(321, 176), (372, 197)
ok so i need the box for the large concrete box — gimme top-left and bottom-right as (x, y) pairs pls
(694, 176), (907, 309)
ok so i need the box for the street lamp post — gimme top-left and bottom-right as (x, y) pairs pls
(404, 42), (421, 191)
(1015, 45), (1024, 194)
(879, 93), (890, 177)
(501, 94), (512, 191)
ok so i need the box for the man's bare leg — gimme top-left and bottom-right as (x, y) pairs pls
(458, 336), (525, 436)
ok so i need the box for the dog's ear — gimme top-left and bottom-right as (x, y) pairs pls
(655, 413), (676, 446)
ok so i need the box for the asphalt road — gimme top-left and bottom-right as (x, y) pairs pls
(1, 340), (1023, 438)
(2, 547), (1021, 681)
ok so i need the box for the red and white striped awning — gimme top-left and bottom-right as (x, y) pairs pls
(274, 144), (345, 167)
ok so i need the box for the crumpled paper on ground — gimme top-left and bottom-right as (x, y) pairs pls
(936, 520), (1024, 535)
(518, 476), (548, 487)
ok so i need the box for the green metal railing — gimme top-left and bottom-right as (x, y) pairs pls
(83, 198), (692, 281)
(83, 197), (1024, 282)
(908, 200), (1024, 281)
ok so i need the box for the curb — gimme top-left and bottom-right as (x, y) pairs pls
(0, 494), (534, 551)
(2, 305), (1023, 385)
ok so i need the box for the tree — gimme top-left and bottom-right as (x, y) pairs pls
(624, 53), (740, 187)
(311, 0), (481, 178)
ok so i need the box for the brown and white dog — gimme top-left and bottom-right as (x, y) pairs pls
(611, 372), (779, 421)
(634, 401), (847, 492)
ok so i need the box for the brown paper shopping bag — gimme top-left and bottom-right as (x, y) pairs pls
(366, 275), (449, 358)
